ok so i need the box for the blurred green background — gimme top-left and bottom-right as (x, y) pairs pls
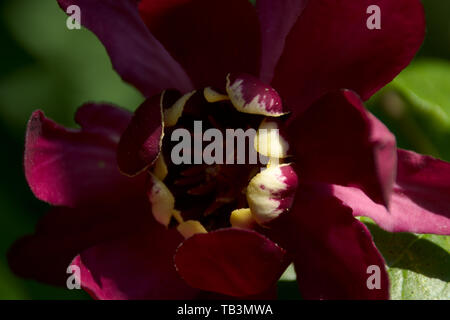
(0, 0), (449, 299)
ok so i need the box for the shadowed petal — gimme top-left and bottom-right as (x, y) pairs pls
(8, 199), (153, 286)
(58, 0), (193, 96)
(174, 228), (289, 297)
(289, 90), (396, 207)
(117, 95), (164, 176)
(256, 0), (308, 83)
(268, 182), (389, 300)
(139, 0), (261, 89)
(74, 103), (133, 143)
(24, 105), (145, 207)
(272, 0), (425, 114)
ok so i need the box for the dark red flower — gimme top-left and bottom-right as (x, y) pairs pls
(9, 0), (450, 300)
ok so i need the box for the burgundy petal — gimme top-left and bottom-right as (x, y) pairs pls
(117, 95), (164, 176)
(256, 0), (308, 83)
(24, 106), (145, 207)
(396, 149), (450, 216)
(268, 182), (389, 300)
(272, 0), (425, 114)
(8, 199), (153, 286)
(74, 103), (132, 143)
(174, 228), (289, 297)
(57, 0), (193, 96)
(289, 90), (396, 207)
(139, 0), (261, 89)
(72, 228), (199, 300)
(335, 149), (450, 235)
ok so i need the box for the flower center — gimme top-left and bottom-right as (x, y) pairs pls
(148, 73), (298, 237)
(160, 89), (264, 231)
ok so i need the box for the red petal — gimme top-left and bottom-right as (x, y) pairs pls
(269, 182), (390, 300)
(117, 95), (164, 176)
(72, 227), (199, 300)
(24, 106), (145, 207)
(139, 0), (261, 89)
(57, 0), (193, 96)
(174, 228), (289, 297)
(289, 90), (396, 207)
(256, 0), (308, 83)
(272, 0), (425, 114)
(335, 149), (450, 235)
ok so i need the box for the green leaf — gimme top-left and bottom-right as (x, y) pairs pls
(277, 264), (303, 299)
(277, 280), (302, 300)
(279, 263), (297, 281)
(367, 58), (450, 161)
(361, 217), (450, 300)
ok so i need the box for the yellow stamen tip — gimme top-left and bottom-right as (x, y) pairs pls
(230, 208), (255, 229)
(177, 220), (208, 239)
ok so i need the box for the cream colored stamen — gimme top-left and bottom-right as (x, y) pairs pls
(164, 90), (196, 127)
(204, 87), (230, 103)
(153, 153), (168, 181)
(148, 173), (175, 227)
(254, 119), (289, 159)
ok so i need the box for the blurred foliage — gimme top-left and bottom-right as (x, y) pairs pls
(0, 0), (142, 134)
(367, 59), (450, 161)
(418, 0), (450, 60)
(0, 0), (449, 299)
